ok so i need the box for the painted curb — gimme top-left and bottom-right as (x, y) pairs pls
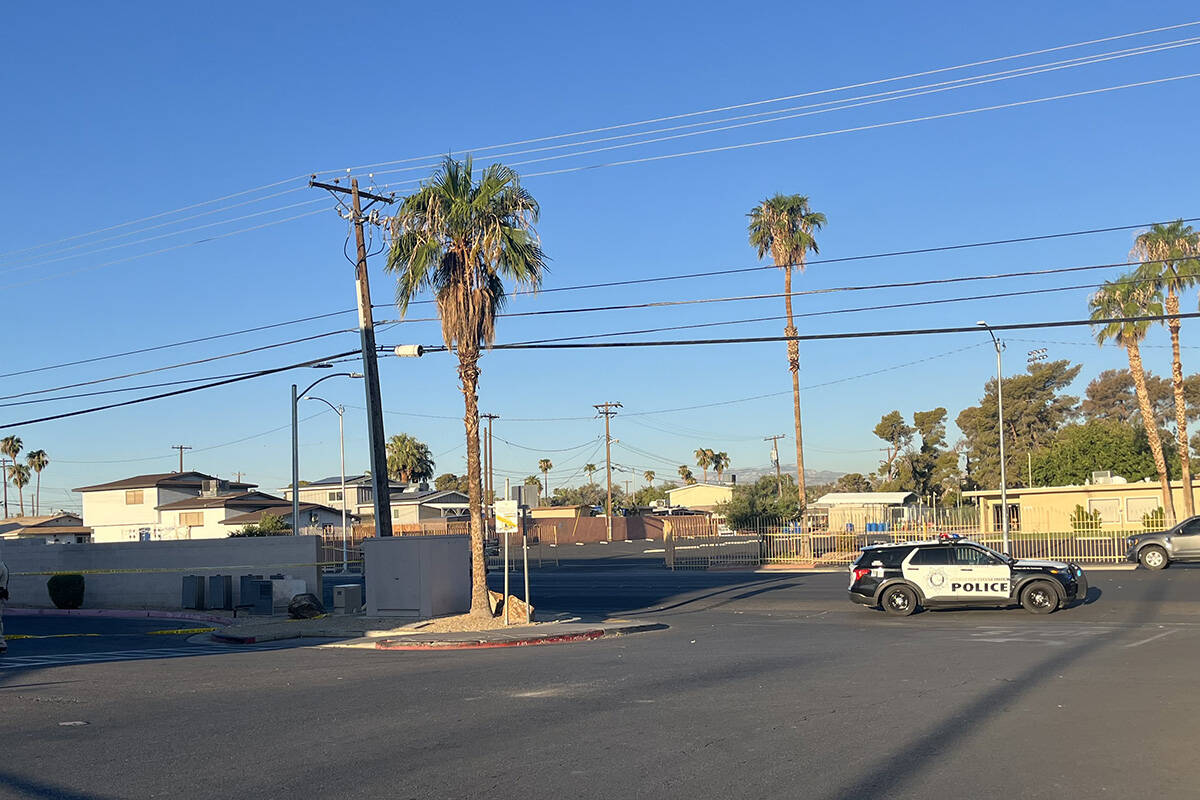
(374, 622), (669, 651)
(6, 608), (234, 625)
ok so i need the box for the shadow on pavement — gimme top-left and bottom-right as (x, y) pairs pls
(0, 770), (121, 800)
(824, 569), (1168, 799)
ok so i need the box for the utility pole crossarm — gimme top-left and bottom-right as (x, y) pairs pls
(308, 179), (395, 205)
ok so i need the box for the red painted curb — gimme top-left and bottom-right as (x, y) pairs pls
(6, 608), (234, 625)
(211, 633), (258, 644)
(375, 629), (607, 651)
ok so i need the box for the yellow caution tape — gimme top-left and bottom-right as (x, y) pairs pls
(13, 560), (363, 577)
(145, 627), (217, 635)
(5, 633), (103, 640)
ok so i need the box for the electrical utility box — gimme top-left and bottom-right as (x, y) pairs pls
(333, 584), (363, 614)
(363, 534), (470, 618)
(181, 575), (206, 610)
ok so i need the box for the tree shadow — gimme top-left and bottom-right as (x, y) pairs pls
(0, 769), (122, 800)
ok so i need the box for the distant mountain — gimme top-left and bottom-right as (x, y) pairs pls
(727, 466), (844, 485)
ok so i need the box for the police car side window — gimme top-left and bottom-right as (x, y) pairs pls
(954, 546), (998, 566)
(909, 547), (949, 566)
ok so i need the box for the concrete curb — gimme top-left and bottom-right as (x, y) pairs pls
(6, 608), (235, 625)
(374, 622), (669, 651)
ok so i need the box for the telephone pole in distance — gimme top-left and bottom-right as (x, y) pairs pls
(764, 434), (786, 499)
(594, 402), (622, 542)
(481, 413), (499, 508)
(310, 176), (397, 536)
(172, 445), (191, 473)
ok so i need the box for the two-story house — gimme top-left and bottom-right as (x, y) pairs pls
(282, 475), (469, 527)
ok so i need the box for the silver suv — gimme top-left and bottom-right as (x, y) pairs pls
(1126, 516), (1200, 569)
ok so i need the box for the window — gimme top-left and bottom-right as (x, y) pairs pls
(1180, 518), (1200, 535)
(328, 491), (343, 502)
(909, 547), (950, 566)
(125, 490), (144, 505)
(392, 507), (401, 519)
(953, 546), (999, 566)
(179, 512), (204, 527)
(991, 503), (1021, 532)
(855, 547), (909, 569)
(1087, 498), (1121, 525)
(1126, 497), (1161, 525)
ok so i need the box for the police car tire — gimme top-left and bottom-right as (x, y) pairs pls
(1020, 580), (1059, 614)
(1139, 545), (1169, 570)
(881, 584), (917, 616)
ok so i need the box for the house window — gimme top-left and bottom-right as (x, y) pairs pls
(1087, 499), (1121, 526)
(991, 503), (1020, 532)
(328, 491), (343, 502)
(179, 512), (204, 527)
(392, 507), (401, 519)
(125, 490), (144, 505)
(1126, 497), (1161, 526)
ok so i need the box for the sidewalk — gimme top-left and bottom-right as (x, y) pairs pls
(209, 612), (667, 649)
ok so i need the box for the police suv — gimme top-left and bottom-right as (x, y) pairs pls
(847, 536), (1088, 616)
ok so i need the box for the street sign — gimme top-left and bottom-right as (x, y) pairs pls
(495, 500), (520, 534)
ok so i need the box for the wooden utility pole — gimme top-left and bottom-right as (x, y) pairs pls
(310, 177), (396, 536)
(594, 402), (622, 542)
(172, 445), (191, 473)
(1, 457), (8, 518)
(764, 434), (786, 499)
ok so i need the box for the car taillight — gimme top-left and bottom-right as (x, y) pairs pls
(852, 567), (871, 583)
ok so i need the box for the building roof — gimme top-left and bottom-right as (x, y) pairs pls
(964, 479), (1164, 499)
(0, 513), (90, 537)
(0, 513), (83, 528)
(156, 491), (290, 511)
(74, 471), (256, 493)
(812, 491), (917, 506)
(388, 489), (469, 506)
(667, 482), (734, 494)
(220, 503), (343, 525)
(298, 475), (408, 489)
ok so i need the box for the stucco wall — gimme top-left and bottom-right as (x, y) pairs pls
(1, 535), (322, 610)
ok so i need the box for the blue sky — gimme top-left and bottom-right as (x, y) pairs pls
(2, 1), (1199, 512)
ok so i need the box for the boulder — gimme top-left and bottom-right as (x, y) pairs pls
(503, 594), (534, 623)
(488, 590), (505, 616)
(287, 593), (325, 619)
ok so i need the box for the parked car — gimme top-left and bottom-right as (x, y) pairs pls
(1126, 515), (1200, 569)
(848, 535), (1088, 616)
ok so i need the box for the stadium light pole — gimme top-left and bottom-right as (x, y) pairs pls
(292, 370), (362, 537)
(978, 321), (1009, 553)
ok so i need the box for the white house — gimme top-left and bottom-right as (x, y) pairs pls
(0, 512), (92, 544)
(156, 490), (347, 538)
(282, 476), (469, 527)
(75, 471), (258, 543)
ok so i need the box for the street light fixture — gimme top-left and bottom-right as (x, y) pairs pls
(977, 321), (1009, 553)
(308, 396), (348, 572)
(292, 371), (362, 537)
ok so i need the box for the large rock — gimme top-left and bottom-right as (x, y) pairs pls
(503, 594), (534, 623)
(287, 593), (325, 619)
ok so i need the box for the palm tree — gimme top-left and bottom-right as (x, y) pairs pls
(748, 194), (825, 513)
(538, 458), (553, 502)
(678, 465), (695, 485)
(8, 463), (30, 517)
(643, 470), (655, 488)
(523, 475), (543, 496)
(694, 448), (713, 483)
(1132, 220), (1200, 516)
(386, 156), (547, 615)
(584, 463), (598, 485)
(712, 452), (730, 482)
(1091, 277), (1175, 524)
(1, 435), (22, 518)
(385, 433), (435, 485)
(26, 450), (48, 516)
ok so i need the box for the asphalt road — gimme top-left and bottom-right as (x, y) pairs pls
(4, 565), (1200, 799)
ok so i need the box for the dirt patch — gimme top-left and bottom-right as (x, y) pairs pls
(403, 609), (541, 634)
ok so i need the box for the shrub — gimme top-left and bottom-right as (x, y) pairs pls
(47, 574), (85, 609)
(1069, 504), (1102, 533)
(1142, 506), (1166, 531)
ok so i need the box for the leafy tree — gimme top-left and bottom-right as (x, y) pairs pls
(433, 473), (470, 493)
(633, 482), (674, 507)
(232, 512), (291, 537)
(385, 433), (435, 484)
(694, 448), (713, 483)
(25, 449), (48, 517)
(1032, 419), (1159, 486)
(748, 193), (825, 508)
(1133, 220), (1200, 516)
(873, 411), (914, 480)
(8, 463), (30, 516)
(717, 474), (801, 528)
(1081, 369), (1173, 427)
(1089, 277), (1175, 523)
(538, 458), (553, 501)
(386, 155), (547, 615)
(956, 359), (1081, 490)
(834, 473), (873, 492)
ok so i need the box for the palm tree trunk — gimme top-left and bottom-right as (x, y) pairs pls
(35, 472), (41, 516)
(1167, 292), (1194, 516)
(783, 264), (806, 513)
(458, 349), (491, 615)
(17, 484), (24, 516)
(1129, 341), (1176, 525)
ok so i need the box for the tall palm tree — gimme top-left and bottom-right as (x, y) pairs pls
(8, 463), (30, 517)
(584, 463), (598, 485)
(385, 433), (435, 484)
(1, 435), (22, 518)
(26, 450), (48, 516)
(387, 155), (547, 615)
(1132, 220), (1200, 516)
(713, 452), (730, 482)
(538, 458), (553, 502)
(1091, 277), (1175, 524)
(694, 448), (713, 483)
(748, 194), (825, 513)
(523, 475), (543, 496)
(643, 470), (655, 488)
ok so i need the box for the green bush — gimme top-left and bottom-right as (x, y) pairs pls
(1069, 504), (1103, 533)
(1142, 506), (1166, 531)
(47, 574), (85, 609)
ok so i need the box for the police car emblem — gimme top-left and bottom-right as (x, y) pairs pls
(930, 569), (946, 587)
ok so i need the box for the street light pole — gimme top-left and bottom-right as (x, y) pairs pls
(309, 397), (348, 572)
(292, 370), (361, 537)
(978, 321), (1010, 553)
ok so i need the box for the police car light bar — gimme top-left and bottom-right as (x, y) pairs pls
(938, 533), (963, 541)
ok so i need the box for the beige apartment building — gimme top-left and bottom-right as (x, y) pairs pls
(965, 478), (1194, 533)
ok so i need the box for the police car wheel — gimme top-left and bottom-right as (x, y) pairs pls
(881, 585), (917, 616)
(1020, 581), (1059, 614)
(1139, 546), (1168, 570)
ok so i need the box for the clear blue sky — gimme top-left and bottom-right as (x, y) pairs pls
(2, 1), (1199, 512)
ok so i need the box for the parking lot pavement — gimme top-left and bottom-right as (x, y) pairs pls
(5, 565), (1200, 799)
